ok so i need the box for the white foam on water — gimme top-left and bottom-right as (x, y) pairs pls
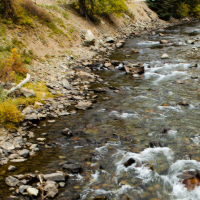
(96, 141), (121, 156)
(167, 160), (200, 200)
(158, 105), (183, 113)
(74, 146), (83, 149)
(154, 71), (187, 83)
(98, 108), (106, 112)
(144, 63), (190, 83)
(137, 41), (160, 46)
(141, 147), (174, 163)
(191, 136), (200, 145)
(109, 110), (138, 118)
(81, 184), (141, 200)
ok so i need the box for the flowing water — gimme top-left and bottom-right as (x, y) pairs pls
(2, 22), (200, 200)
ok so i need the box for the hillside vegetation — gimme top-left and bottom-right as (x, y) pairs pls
(147, 0), (200, 20)
(0, 0), (134, 129)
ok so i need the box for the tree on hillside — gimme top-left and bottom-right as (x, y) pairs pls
(0, 0), (18, 20)
(147, 0), (200, 20)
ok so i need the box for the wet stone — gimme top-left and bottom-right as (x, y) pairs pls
(93, 197), (107, 200)
(5, 176), (19, 187)
(62, 163), (83, 173)
(43, 172), (65, 182)
(124, 158), (136, 167)
(8, 165), (17, 171)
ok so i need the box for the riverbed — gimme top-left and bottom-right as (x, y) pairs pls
(2, 22), (200, 200)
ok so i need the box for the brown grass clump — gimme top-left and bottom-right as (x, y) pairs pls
(22, 0), (52, 22)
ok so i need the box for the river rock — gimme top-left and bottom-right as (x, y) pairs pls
(116, 42), (123, 48)
(22, 106), (35, 115)
(106, 37), (115, 43)
(37, 138), (46, 142)
(43, 172), (65, 182)
(93, 197), (107, 200)
(84, 30), (95, 46)
(2, 142), (15, 150)
(62, 163), (83, 173)
(27, 187), (39, 196)
(18, 149), (30, 158)
(178, 101), (189, 106)
(187, 39), (195, 44)
(161, 127), (171, 134)
(19, 185), (30, 194)
(124, 62), (144, 75)
(189, 63), (198, 68)
(62, 79), (72, 90)
(124, 158), (136, 167)
(20, 87), (35, 97)
(130, 49), (139, 54)
(8, 165), (17, 171)
(76, 71), (96, 82)
(13, 137), (24, 148)
(149, 141), (162, 148)
(160, 39), (168, 44)
(10, 158), (27, 163)
(61, 128), (73, 136)
(7, 195), (19, 200)
(24, 113), (38, 121)
(44, 181), (58, 198)
(161, 53), (169, 59)
(75, 101), (92, 110)
(5, 176), (19, 187)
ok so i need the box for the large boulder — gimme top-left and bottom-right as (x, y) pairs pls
(83, 30), (95, 46)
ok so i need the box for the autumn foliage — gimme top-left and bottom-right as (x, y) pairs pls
(0, 100), (24, 129)
(0, 48), (28, 84)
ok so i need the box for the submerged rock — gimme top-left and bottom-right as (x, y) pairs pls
(61, 128), (73, 136)
(93, 197), (107, 200)
(149, 141), (162, 148)
(178, 101), (189, 106)
(62, 163), (83, 173)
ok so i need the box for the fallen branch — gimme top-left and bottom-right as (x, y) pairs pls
(6, 74), (31, 97)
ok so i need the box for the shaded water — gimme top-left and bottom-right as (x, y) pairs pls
(2, 22), (200, 199)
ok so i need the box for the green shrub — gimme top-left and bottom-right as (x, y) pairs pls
(0, 99), (24, 129)
(73, 0), (127, 20)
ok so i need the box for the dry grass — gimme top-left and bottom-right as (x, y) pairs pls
(23, 0), (52, 22)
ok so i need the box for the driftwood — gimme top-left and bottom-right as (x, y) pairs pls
(6, 74), (31, 97)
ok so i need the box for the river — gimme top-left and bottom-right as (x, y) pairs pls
(2, 22), (200, 200)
